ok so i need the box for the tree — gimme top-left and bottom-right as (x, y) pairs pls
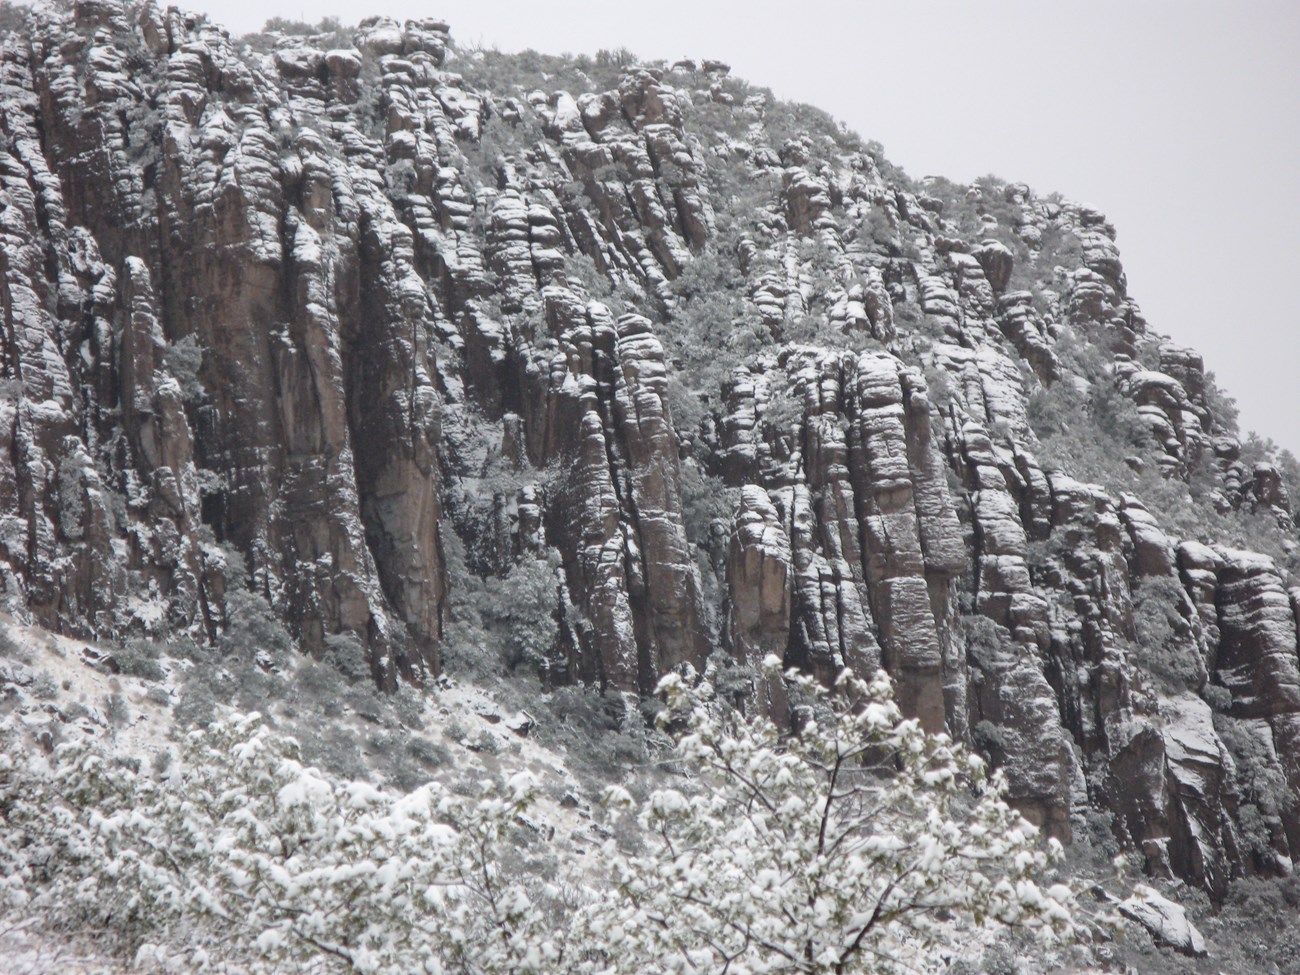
(0, 661), (1075, 974)
(575, 659), (1075, 974)
(0, 714), (565, 974)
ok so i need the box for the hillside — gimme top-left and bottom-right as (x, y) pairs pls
(1, 2), (1299, 970)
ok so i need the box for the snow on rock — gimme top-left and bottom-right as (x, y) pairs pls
(0, 0), (1297, 905)
(1117, 885), (1208, 957)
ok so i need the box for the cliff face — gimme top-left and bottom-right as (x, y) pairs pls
(2, 0), (1299, 897)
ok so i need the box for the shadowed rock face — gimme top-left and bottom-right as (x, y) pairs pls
(2, 0), (1300, 897)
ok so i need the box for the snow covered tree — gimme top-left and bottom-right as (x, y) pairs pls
(572, 659), (1075, 974)
(0, 660), (1075, 973)
(0, 714), (568, 974)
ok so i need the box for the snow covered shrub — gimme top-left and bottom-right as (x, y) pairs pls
(31, 672), (59, 700)
(162, 334), (206, 404)
(0, 628), (32, 663)
(113, 637), (167, 681)
(321, 633), (373, 684)
(0, 661), (1077, 974)
(103, 691), (128, 728)
(493, 558), (562, 670)
(0, 1), (26, 33)
(169, 590), (297, 724)
(220, 589), (294, 664)
(1213, 716), (1296, 862)
(541, 684), (661, 788)
(574, 659), (1076, 974)
(0, 714), (564, 973)
(143, 685), (170, 707)
(444, 545), (561, 678)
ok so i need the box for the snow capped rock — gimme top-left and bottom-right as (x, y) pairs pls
(1118, 885), (1208, 956)
(0, 0), (1296, 910)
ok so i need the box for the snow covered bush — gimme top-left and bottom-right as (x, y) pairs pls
(574, 659), (1075, 974)
(0, 660), (1075, 973)
(0, 714), (565, 973)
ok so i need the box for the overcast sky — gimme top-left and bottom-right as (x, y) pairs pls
(198, 0), (1299, 454)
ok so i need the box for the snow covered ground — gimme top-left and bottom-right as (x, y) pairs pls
(0, 615), (612, 973)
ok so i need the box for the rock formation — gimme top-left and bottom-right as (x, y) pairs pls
(1, 0), (1298, 898)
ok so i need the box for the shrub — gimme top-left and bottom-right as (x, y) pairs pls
(0, 714), (558, 971)
(293, 657), (347, 717)
(321, 633), (371, 684)
(0, 665), (1080, 974)
(1214, 716), (1295, 859)
(444, 549), (560, 679)
(162, 334), (205, 404)
(679, 460), (734, 548)
(535, 684), (662, 789)
(31, 672), (58, 700)
(144, 686), (170, 707)
(0, 629), (32, 663)
(261, 14), (344, 35)
(391, 685), (425, 729)
(407, 734), (451, 769)
(113, 638), (166, 681)
(173, 674), (218, 727)
(103, 692), (128, 729)
(219, 589), (294, 665)
(0, 0), (26, 34)
(298, 723), (368, 781)
(452, 43), (634, 111)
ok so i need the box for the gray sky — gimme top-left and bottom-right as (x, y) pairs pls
(200, 0), (1300, 454)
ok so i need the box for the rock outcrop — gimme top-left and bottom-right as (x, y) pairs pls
(1, 0), (1298, 899)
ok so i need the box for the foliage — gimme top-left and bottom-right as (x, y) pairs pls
(1204, 877), (1300, 973)
(0, 714), (560, 973)
(578, 660), (1075, 974)
(1013, 221), (1084, 294)
(262, 15), (344, 35)
(103, 691), (128, 729)
(858, 205), (901, 257)
(172, 589), (294, 726)
(1024, 332), (1298, 570)
(1212, 716), (1296, 860)
(0, 661), (1079, 974)
(1201, 370), (1240, 436)
(537, 683), (661, 788)
(162, 334), (206, 404)
(438, 441), (565, 682)
(113, 637), (166, 681)
(753, 94), (864, 157)
(238, 16), (354, 52)
(219, 589), (295, 663)
(444, 548), (560, 678)
(457, 105), (546, 195)
(679, 459), (735, 549)
(661, 241), (752, 384)
(0, 0), (26, 35)
(145, 685), (171, 707)
(1026, 337), (1155, 480)
(451, 44), (629, 100)
(1278, 449), (1300, 511)
(31, 671), (59, 700)
(0, 628), (33, 664)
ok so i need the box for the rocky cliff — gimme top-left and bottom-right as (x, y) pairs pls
(1, 0), (1298, 900)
